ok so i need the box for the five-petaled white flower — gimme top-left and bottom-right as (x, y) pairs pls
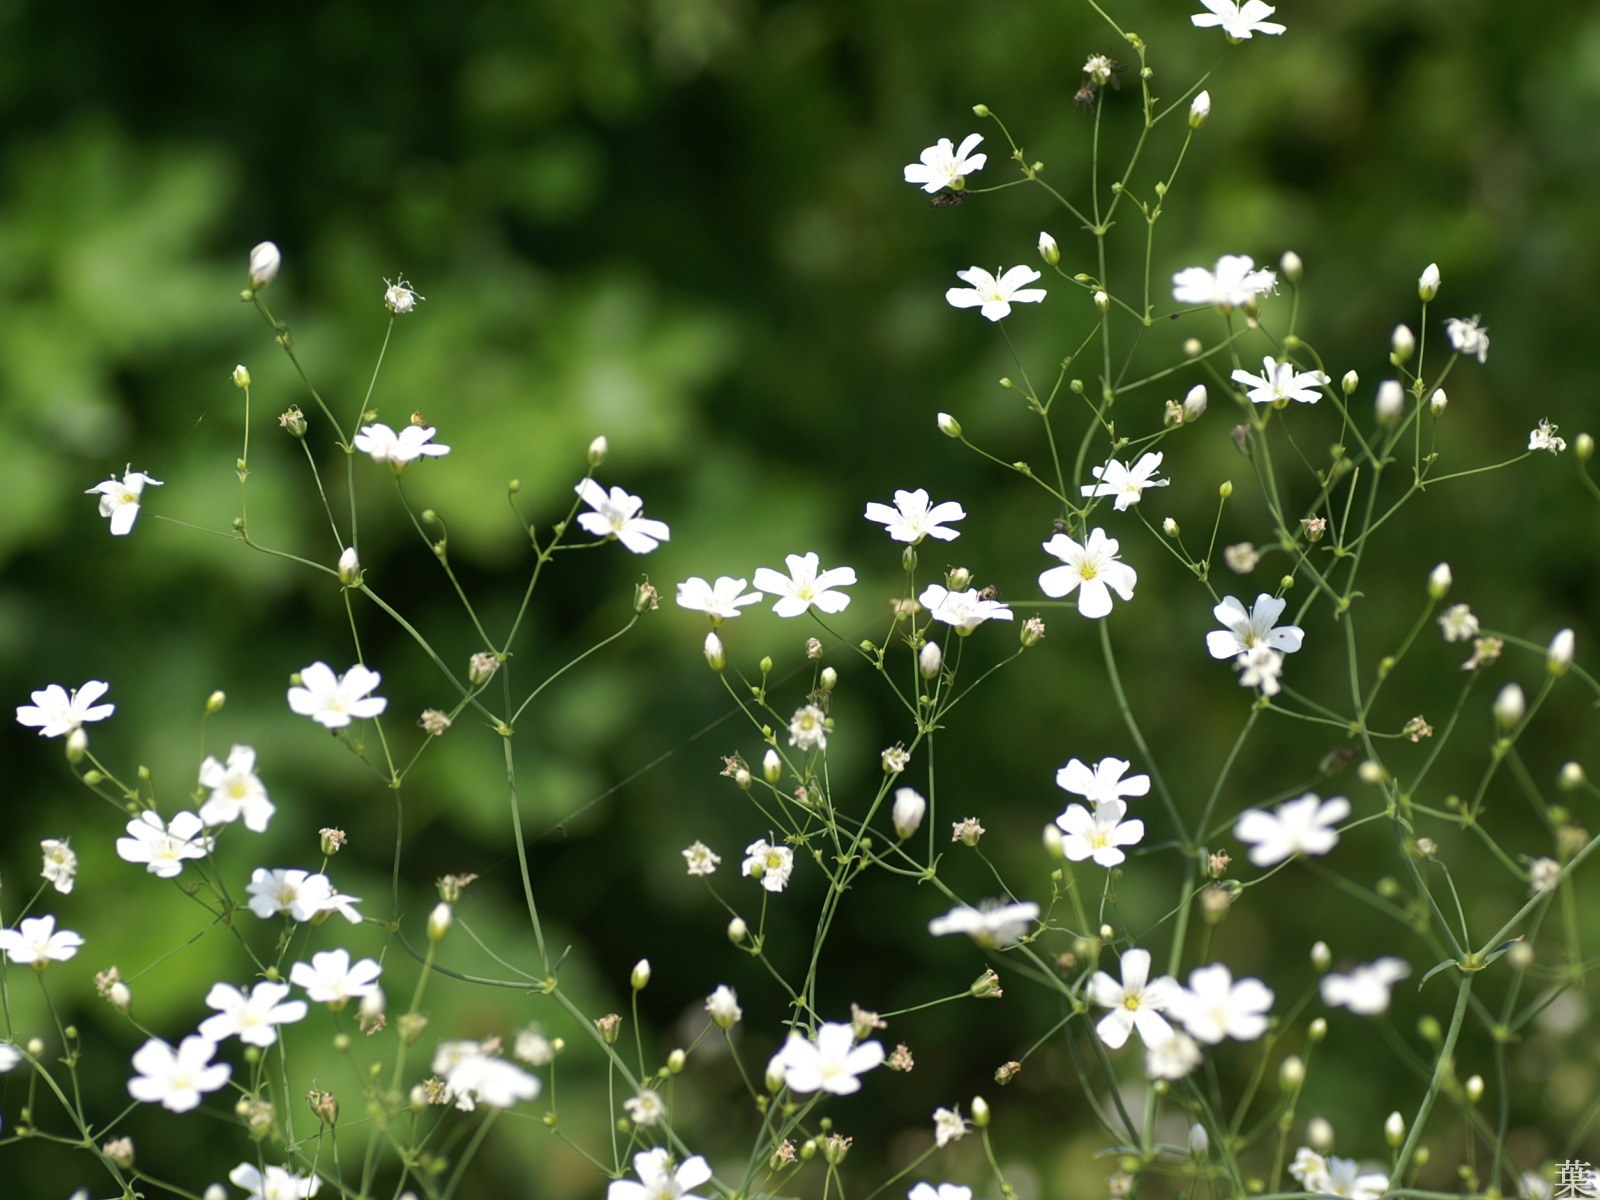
(199, 981), (308, 1047)
(41, 839), (77, 894)
(927, 900), (1040, 948)
(1438, 604), (1479, 643)
(198, 744), (275, 831)
(706, 985), (742, 1028)
(1082, 453), (1170, 511)
(575, 480), (671, 554)
(1145, 1030), (1203, 1081)
(933, 1106), (968, 1147)
(86, 467), (164, 536)
(383, 275), (424, 314)
(1320, 957), (1410, 1015)
(1056, 756), (1149, 808)
(433, 1039), (541, 1110)
(682, 841), (721, 876)
(1529, 419), (1567, 454)
(625, 1088), (666, 1126)
(865, 489), (966, 543)
(675, 576), (761, 620)
(1190, 0), (1285, 39)
(1207, 594), (1305, 659)
(919, 584), (1013, 634)
(775, 1022), (885, 1095)
(606, 1148), (714, 1200)
(1057, 798), (1145, 867)
(789, 703), (828, 750)
(1290, 1150), (1387, 1200)
(127, 1035), (230, 1112)
(1088, 948), (1183, 1049)
(1445, 315), (1490, 363)
(17, 680), (114, 738)
(245, 867), (363, 924)
(903, 134), (987, 194)
(910, 1186), (972, 1200)
(288, 661), (387, 729)
(1231, 356), (1329, 405)
(1171, 255), (1276, 309)
(228, 1163), (321, 1200)
(945, 266), (1047, 322)
(743, 839), (795, 892)
(0, 914), (84, 968)
(290, 948), (382, 1007)
(753, 552), (857, 617)
(1174, 964), (1274, 1043)
(116, 810), (214, 878)
(1235, 644), (1285, 695)
(1234, 793), (1350, 867)
(352, 422), (450, 470)
(1039, 528), (1137, 619)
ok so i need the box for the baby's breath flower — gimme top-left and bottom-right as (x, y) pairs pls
(951, 817), (985, 846)
(1224, 543), (1260, 574)
(1438, 604), (1479, 643)
(383, 276), (424, 313)
(1529, 858), (1560, 895)
(40, 839), (76, 894)
(883, 745), (911, 774)
(1445, 315), (1489, 362)
(788, 704), (827, 750)
(1529, 419), (1567, 454)
(1463, 635), (1503, 670)
(682, 841), (721, 876)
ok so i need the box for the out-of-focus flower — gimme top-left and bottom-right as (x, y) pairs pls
(116, 811), (214, 878)
(682, 842), (721, 876)
(1319, 957), (1410, 1015)
(1231, 356), (1329, 405)
(919, 584), (1013, 633)
(1171, 255), (1275, 308)
(1190, 0), (1286, 39)
(607, 1149), (713, 1200)
(1445, 315), (1489, 363)
(383, 275), (424, 313)
(1234, 794), (1349, 867)
(198, 745), (274, 832)
(1174, 964), (1273, 1043)
(128, 1035), (230, 1112)
(927, 900), (1039, 948)
(775, 1022), (885, 1095)
(290, 948), (382, 1007)
(352, 423), (450, 470)
(288, 662), (387, 729)
(248, 242), (281, 289)
(41, 839), (77, 894)
(0, 914), (84, 967)
(433, 1040), (540, 1110)
(199, 981), (307, 1048)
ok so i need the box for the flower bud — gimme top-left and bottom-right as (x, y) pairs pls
(1311, 940), (1331, 970)
(1308, 1017), (1327, 1042)
(1093, 290), (1109, 314)
(1279, 249), (1302, 282)
(727, 916), (748, 944)
(1038, 231), (1060, 265)
(1184, 383), (1207, 420)
(232, 364), (251, 390)
(1385, 1111), (1405, 1146)
(1341, 370), (1359, 396)
(66, 727), (88, 763)
(1493, 683), (1525, 729)
(427, 903), (452, 942)
(1189, 90), (1211, 129)
(206, 1185), (228, 1200)
(892, 788), (926, 839)
(1578, 432), (1595, 462)
(206, 690), (227, 714)
(1162, 517), (1179, 537)
(820, 666), (837, 691)
(360, 988), (386, 1022)
(1390, 325), (1415, 364)
(1189, 1124), (1209, 1158)
(588, 436), (609, 467)
(1559, 761), (1585, 791)
(1219, 480), (1233, 499)
(1307, 1117), (1335, 1153)
(1375, 379), (1404, 426)
(668, 1048), (686, 1073)
(1428, 562), (1451, 600)
(1279, 1055), (1304, 1089)
(248, 241), (281, 290)
(763, 749), (782, 784)
(1043, 823), (1064, 857)
(102, 1137), (135, 1170)
(1418, 262), (1440, 302)
(338, 547), (361, 587)
(766, 1053), (787, 1093)
(1465, 1074), (1484, 1103)
(937, 412), (962, 438)
(1429, 388), (1447, 415)
(108, 980), (132, 1013)
(1020, 616), (1045, 647)
(704, 632), (725, 672)
(919, 641), (942, 679)
(634, 582), (658, 613)
(631, 959), (651, 990)
(1547, 628), (1574, 676)
(972, 103), (991, 117)
(971, 1095), (991, 1127)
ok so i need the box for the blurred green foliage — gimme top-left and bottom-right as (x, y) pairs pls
(4, 0), (1600, 1196)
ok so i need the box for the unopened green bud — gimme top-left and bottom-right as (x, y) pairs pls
(973, 104), (991, 117)
(631, 959), (651, 990)
(1577, 432), (1594, 461)
(232, 364), (251, 390)
(1428, 562), (1452, 599)
(588, 435), (609, 467)
(1465, 1074), (1484, 1102)
(1308, 1017), (1327, 1042)
(971, 1095), (990, 1127)
(427, 903), (452, 942)
(728, 916), (748, 944)
(937, 412), (962, 438)
(668, 1048), (686, 1073)
(704, 632), (725, 672)
(1279, 1055), (1304, 1089)
(1342, 370), (1359, 396)
(1038, 231), (1060, 265)
(1559, 762), (1585, 791)
(1219, 480), (1233, 499)
(1385, 1111), (1405, 1146)
(633, 582), (658, 613)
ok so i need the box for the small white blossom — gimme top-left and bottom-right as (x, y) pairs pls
(1235, 644), (1285, 695)
(892, 787), (927, 838)
(352, 423), (450, 469)
(682, 841), (721, 876)
(775, 1022), (884, 1095)
(1190, 0), (1286, 39)
(1232, 356), (1329, 405)
(706, 985), (742, 1028)
(1081, 453), (1170, 511)
(1290, 1149), (1387, 1200)
(945, 266), (1047, 322)
(788, 704), (828, 750)
(86, 467), (163, 535)
(245, 868), (362, 924)
(290, 948), (382, 1007)
(607, 1148), (713, 1200)
(116, 811), (214, 878)
(383, 275), (424, 313)
(433, 1039), (541, 1110)
(1145, 1030), (1202, 1081)
(934, 1105), (968, 1147)
(1207, 594), (1304, 659)
(1056, 798), (1144, 867)
(197, 745), (275, 832)
(228, 1163), (321, 1200)
(575, 480), (671, 554)
(1319, 957), (1410, 1015)
(903, 134), (987, 194)
(919, 584), (1013, 633)
(128, 1035), (230, 1112)
(1234, 793), (1349, 867)
(1056, 756), (1149, 808)
(40, 839), (77, 894)
(743, 839), (795, 892)
(1174, 964), (1274, 1043)
(198, 981), (307, 1048)
(1039, 528), (1137, 619)
(1438, 603), (1479, 643)
(1088, 948), (1183, 1049)
(288, 661), (388, 729)
(1172, 255), (1276, 308)
(625, 1088), (666, 1126)
(17, 680), (114, 738)
(753, 552), (856, 617)
(909, 1186), (972, 1200)
(675, 576), (761, 620)
(0, 914), (84, 967)
(865, 488), (966, 543)
(1529, 419), (1567, 454)
(1445, 315), (1489, 363)
(927, 900), (1040, 948)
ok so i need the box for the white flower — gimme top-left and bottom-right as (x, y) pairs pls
(1438, 603), (1479, 642)
(865, 489), (966, 543)
(945, 265), (1047, 322)
(199, 981), (308, 1047)
(127, 1035), (230, 1112)
(288, 661), (387, 729)
(1056, 798), (1144, 867)
(0, 914), (84, 967)
(1040, 528), (1137, 619)
(1290, 1149), (1387, 1200)
(1320, 957), (1410, 1015)
(1088, 948), (1183, 1049)
(85, 466), (163, 536)
(1190, 0), (1286, 39)
(247, 242), (281, 289)
(1174, 964), (1273, 1043)
(743, 840), (795, 892)
(1234, 793), (1349, 867)
(515, 1026), (555, 1065)
(1081, 453), (1170, 511)
(607, 1148), (713, 1200)
(1056, 756), (1149, 808)
(1189, 90), (1211, 127)
(0, 1043), (21, 1072)
(1419, 262), (1441, 300)
(1235, 645), (1284, 695)
(893, 787), (927, 838)
(789, 703), (828, 750)
(682, 841), (721, 876)
(1445, 315), (1490, 363)
(1529, 419), (1567, 454)
(197, 744), (275, 832)
(706, 985), (742, 1028)
(290, 948), (382, 1007)
(116, 810), (214, 878)
(1231, 356), (1330, 405)
(1145, 1030), (1203, 1080)
(909, 1186), (972, 1200)
(40, 839), (77, 894)
(1206, 594), (1305, 659)
(18, 680), (114, 738)
(903, 134), (987, 194)
(675, 576), (762, 620)
(1083, 54), (1115, 84)
(383, 275), (424, 313)
(933, 1105), (968, 1147)
(753, 552), (856, 617)
(245, 868), (363, 924)
(228, 1163), (321, 1200)
(432, 1040), (541, 1110)
(919, 584), (1013, 633)
(575, 480), (672, 554)
(1171, 255), (1276, 308)
(776, 1022), (885, 1095)
(625, 1088), (666, 1126)
(352, 422), (450, 470)
(1529, 857), (1561, 895)
(927, 900), (1040, 948)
